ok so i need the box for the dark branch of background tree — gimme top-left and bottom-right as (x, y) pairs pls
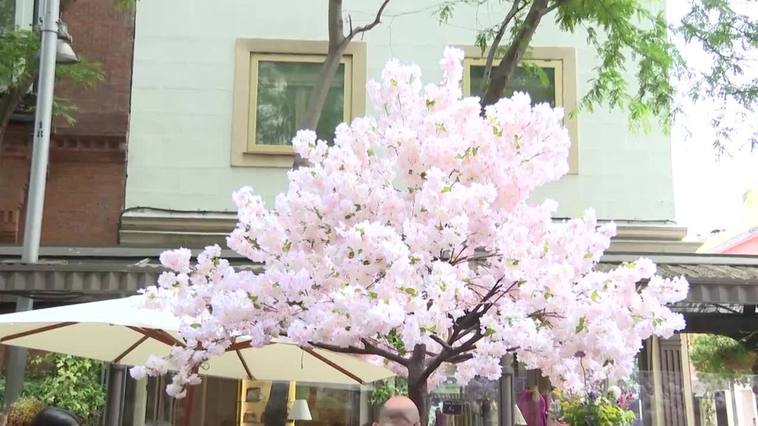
(437, 0), (757, 152)
(293, 0), (392, 168)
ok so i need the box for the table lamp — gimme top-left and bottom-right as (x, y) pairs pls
(288, 399), (312, 422)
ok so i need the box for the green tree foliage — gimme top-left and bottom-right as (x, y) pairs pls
(369, 377), (409, 406)
(21, 354), (107, 424)
(437, 0), (756, 150)
(0, 25), (104, 147)
(0, 30), (104, 123)
(677, 0), (757, 152)
(689, 334), (756, 385)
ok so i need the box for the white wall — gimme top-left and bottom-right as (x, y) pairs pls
(127, 0), (674, 221)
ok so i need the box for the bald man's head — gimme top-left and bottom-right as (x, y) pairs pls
(373, 396), (420, 426)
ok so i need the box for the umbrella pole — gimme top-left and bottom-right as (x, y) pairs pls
(183, 384), (196, 426)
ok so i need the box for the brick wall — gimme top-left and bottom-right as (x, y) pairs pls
(0, 0), (134, 246)
(56, 0), (135, 136)
(0, 129), (127, 245)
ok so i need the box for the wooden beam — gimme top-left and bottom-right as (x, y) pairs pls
(302, 347), (364, 384)
(0, 322), (76, 342)
(114, 335), (149, 364)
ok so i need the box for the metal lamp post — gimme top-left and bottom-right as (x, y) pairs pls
(22, 0), (60, 264)
(3, 0), (78, 408)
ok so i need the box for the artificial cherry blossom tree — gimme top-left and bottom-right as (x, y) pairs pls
(134, 48), (688, 424)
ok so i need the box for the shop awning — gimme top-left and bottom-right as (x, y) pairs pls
(1, 247), (757, 305)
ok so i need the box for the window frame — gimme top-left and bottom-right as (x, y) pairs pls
(1, 0), (34, 33)
(247, 53), (353, 154)
(463, 58), (563, 108)
(231, 39), (367, 168)
(459, 46), (579, 174)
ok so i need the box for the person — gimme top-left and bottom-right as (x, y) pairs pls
(30, 407), (81, 426)
(373, 396), (421, 426)
(517, 386), (547, 426)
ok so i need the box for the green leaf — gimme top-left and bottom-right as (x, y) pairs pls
(575, 316), (587, 333)
(403, 287), (418, 297)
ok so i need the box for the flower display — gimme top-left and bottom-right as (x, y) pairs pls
(134, 48), (687, 409)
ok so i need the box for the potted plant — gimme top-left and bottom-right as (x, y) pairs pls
(5, 397), (44, 426)
(551, 386), (636, 426)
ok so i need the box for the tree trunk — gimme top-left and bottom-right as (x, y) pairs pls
(407, 344), (430, 426)
(407, 378), (429, 426)
(481, 0), (549, 108)
(292, 0), (348, 169)
(299, 46), (345, 136)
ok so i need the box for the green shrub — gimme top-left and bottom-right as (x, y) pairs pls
(22, 354), (106, 424)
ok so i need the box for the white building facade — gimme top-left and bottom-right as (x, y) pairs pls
(125, 0), (674, 223)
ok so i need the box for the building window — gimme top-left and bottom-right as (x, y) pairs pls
(250, 54), (351, 150)
(461, 46), (578, 174)
(465, 59), (562, 108)
(0, 0), (35, 33)
(232, 39), (367, 168)
(0, 0), (15, 33)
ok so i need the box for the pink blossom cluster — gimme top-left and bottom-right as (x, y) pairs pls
(134, 47), (687, 397)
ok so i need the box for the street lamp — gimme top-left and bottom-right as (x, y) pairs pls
(56, 21), (78, 64)
(22, 0), (70, 265)
(4, 0), (79, 409)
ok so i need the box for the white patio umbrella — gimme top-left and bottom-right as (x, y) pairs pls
(0, 296), (393, 385)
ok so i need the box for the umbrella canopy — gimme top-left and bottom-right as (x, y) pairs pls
(0, 296), (393, 385)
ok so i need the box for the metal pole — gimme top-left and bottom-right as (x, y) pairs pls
(106, 365), (126, 426)
(131, 378), (148, 426)
(2, 297), (34, 408)
(21, 0), (60, 264)
(3, 0), (61, 409)
(499, 356), (514, 426)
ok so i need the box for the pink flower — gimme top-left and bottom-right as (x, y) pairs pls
(159, 248), (192, 273)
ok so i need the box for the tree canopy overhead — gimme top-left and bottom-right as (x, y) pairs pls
(437, 0), (756, 151)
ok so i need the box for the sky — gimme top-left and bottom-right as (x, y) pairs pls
(668, 1), (758, 239)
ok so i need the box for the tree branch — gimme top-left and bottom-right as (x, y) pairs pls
(481, 0), (550, 107)
(544, 0), (567, 15)
(419, 328), (485, 384)
(479, 0), (528, 95)
(430, 334), (454, 352)
(295, 0), (392, 170)
(447, 353), (474, 364)
(310, 338), (408, 366)
(345, 0), (392, 43)
(328, 0), (346, 48)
